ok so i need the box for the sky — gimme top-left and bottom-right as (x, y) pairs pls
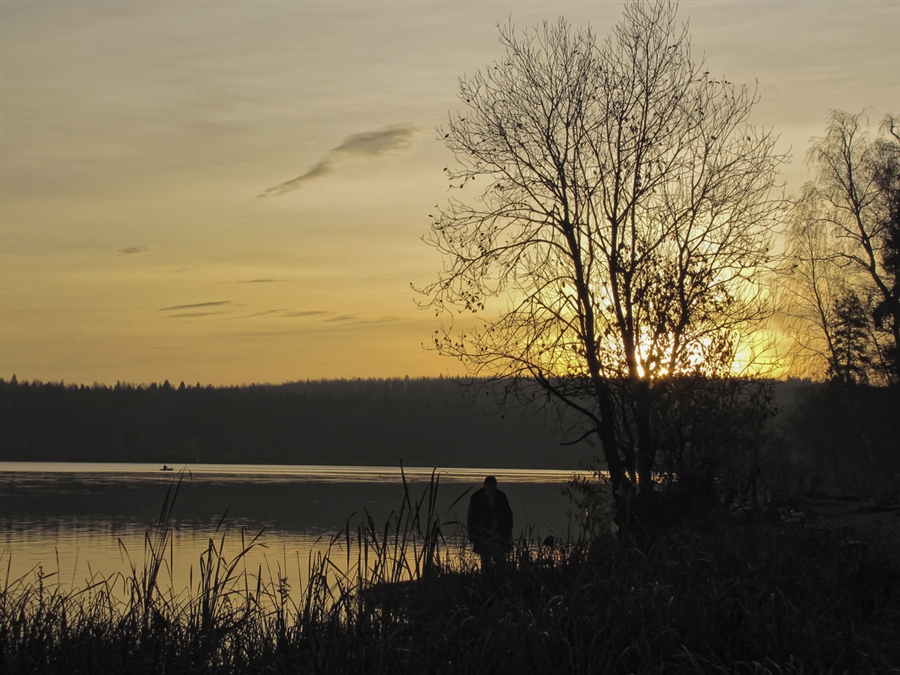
(1, 1), (898, 386)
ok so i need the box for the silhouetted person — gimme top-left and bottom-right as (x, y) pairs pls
(467, 475), (513, 571)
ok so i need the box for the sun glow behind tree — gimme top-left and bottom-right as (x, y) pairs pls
(419, 1), (787, 493)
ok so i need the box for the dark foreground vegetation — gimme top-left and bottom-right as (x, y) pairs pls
(3, 474), (899, 675)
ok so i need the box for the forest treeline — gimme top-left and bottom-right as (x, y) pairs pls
(0, 376), (594, 469)
(2, 375), (898, 500)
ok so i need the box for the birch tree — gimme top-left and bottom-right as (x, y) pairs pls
(784, 110), (900, 385)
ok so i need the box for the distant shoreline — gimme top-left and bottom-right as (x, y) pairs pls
(0, 460), (589, 483)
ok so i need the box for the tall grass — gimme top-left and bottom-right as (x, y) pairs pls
(2, 470), (899, 674)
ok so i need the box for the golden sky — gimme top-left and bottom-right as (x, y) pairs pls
(1, 1), (898, 386)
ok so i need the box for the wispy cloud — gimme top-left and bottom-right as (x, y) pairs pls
(159, 301), (231, 312)
(166, 310), (231, 319)
(259, 124), (419, 197)
(323, 313), (400, 326)
(155, 305), (395, 325)
(232, 309), (287, 320)
(238, 278), (279, 284)
(228, 309), (329, 320)
(117, 246), (152, 256)
(284, 310), (328, 318)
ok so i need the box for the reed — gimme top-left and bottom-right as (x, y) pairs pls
(2, 471), (899, 674)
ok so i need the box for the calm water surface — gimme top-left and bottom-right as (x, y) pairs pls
(1, 462), (581, 592)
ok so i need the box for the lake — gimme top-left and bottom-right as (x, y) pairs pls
(0, 462), (585, 593)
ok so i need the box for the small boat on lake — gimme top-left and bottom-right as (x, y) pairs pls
(161, 465), (174, 471)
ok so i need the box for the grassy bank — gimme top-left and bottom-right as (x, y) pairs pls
(2, 476), (899, 674)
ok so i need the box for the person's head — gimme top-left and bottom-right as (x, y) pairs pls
(484, 475), (497, 496)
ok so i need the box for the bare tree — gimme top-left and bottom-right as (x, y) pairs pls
(780, 186), (851, 379)
(419, 1), (785, 500)
(784, 110), (900, 385)
(873, 115), (900, 380)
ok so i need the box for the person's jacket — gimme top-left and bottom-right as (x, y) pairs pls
(467, 488), (513, 554)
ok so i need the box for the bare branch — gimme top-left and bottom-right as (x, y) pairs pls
(418, 1), (787, 490)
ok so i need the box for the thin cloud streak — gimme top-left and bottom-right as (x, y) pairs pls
(284, 310), (328, 317)
(323, 313), (401, 326)
(259, 124), (419, 197)
(166, 311), (231, 319)
(159, 301), (231, 312)
(229, 309), (329, 320)
(232, 309), (287, 320)
(117, 246), (152, 256)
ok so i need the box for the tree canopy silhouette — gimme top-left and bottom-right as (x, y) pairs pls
(783, 110), (900, 386)
(419, 1), (786, 498)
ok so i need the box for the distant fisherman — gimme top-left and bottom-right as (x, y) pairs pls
(467, 475), (513, 571)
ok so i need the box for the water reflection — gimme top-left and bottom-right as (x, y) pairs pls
(1, 463), (581, 592)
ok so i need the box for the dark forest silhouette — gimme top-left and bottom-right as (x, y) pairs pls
(3, 375), (897, 501)
(0, 376), (592, 468)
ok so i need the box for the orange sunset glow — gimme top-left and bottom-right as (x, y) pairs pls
(2, 1), (897, 386)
